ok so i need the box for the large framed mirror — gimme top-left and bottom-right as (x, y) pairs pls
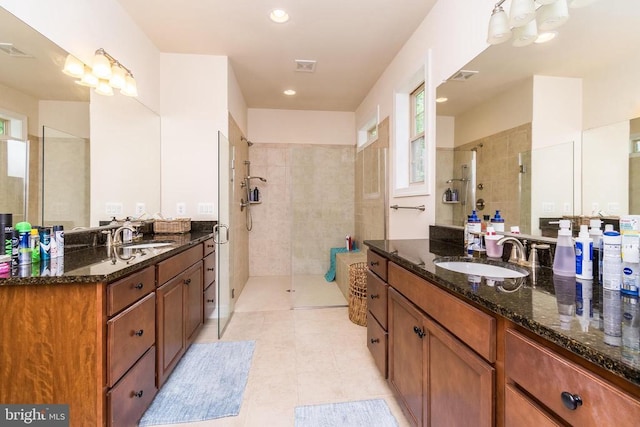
(434, 0), (640, 236)
(0, 7), (161, 228)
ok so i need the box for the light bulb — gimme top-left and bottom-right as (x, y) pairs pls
(121, 74), (138, 97)
(92, 50), (112, 79)
(75, 68), (99, 88)
(509, 0), (537, 27)
(95, 79), (114, 96)
(62, 54), (84, 78)
(109, 64), (126, 89)
(487, 6), (512, 44)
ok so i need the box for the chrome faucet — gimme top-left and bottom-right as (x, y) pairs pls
(112, 225), (136, 245)
(497, 237), (531, 267)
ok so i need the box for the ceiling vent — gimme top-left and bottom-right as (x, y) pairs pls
(447, 69), (479, 82)
(295, 59), (316, 73)
(0, 43), (33, 58)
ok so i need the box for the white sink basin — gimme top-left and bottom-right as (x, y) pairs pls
(435, 260), (528, 279)
(122, 242), (174, 249)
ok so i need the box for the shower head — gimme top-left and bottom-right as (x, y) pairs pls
(241, 136), (254, 146)
(446, 178), (468, 183)
(247, 176), (267, 182)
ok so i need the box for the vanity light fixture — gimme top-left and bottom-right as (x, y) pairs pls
(62, 48), (138, 97)
(487, 0), (597, 47)
(270, 9), (289, 23)
(283, 89), (296, 96)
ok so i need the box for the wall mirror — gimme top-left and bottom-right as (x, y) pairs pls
(0, 7), (161, 228)
(435, 0), (640, 236)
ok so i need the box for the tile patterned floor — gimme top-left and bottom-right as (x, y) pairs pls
(155, 276), (410, 426)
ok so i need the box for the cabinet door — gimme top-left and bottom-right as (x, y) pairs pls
(388, 288), (425, 427)
(426, 316), (495, 427)
(156, 276), (185, 387)
(184, 261), (204, 345)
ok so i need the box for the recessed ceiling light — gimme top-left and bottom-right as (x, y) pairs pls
(270, 9), (289, 23)
(435, 97), (448, 103)
(535, 31), (557, 44)
(283, 89), (296, 96)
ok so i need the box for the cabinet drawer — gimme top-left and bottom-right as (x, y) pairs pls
(204, 282), (216, 320)
(388, 262), (496, 362)
(366, 270), (388, 329)
(505, 384), (561, 427)
(157, 244), (203, 285)
(107, 293), (156, 387)
(367, 250), (387, 281)
(107, 266), (155, 316)
(505, 329), (640, 426)
(203, 237), (215, 257)
(204, 252), (215, 286)
(108, 346), (157, 427)
(366, 311), (387, 378)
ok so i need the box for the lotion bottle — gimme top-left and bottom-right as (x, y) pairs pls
(553, 219), (575, 277)
(575, 224), (593, 280)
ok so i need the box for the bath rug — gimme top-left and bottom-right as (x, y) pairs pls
(295, 398), (399, 427)
(138, 340), (255, 426)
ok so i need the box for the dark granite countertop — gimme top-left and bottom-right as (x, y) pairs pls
(0, 231), (214, 286)
(364, 238), (640, 389)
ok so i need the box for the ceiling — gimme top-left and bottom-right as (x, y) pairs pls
(436, 0), (640, 117)
(116, 0), (438, 111)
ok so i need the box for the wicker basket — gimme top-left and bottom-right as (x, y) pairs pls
(348, 262), (368, 326)
(153, 218), (191, 234)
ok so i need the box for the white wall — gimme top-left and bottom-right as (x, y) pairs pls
(160, 53), (229, 220)
(228, 63), (248, 136)
(39, 101), (90, 139)
(248, 109), (355, 145)
(356, 0), (496, 239)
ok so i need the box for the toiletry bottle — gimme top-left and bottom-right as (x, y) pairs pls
(53, 225), (64, 258)
(254, 187), (260, 202)
(490, 210), (505, 233)
(575, 224), (593, 280)
(621, 233), (640, 296)
(553, 219), (576, 277)
(0, 213), (12, 258)
(30, 228), (40, 263)
(482, 215), (490, 233)
(589, 219), (602, 248)
(445, 188), (452, 202)
(123, 217), (133, 243)
(39, 227), (51, 261)
(15, 222), (32, 266)
(451, 189), (458, 202)
(468, 210), (481, 234)
(602, 229), (622, 291)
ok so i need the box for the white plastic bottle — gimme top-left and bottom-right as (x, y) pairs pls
(575, 224), (593, 280)
(621, 233), (640, 296)
(588, 219), (602, 249)
(553, 220), (576, 277)
(602, 230), (622, 291)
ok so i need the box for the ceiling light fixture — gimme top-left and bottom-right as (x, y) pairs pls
(283, 89), (296, 96)
(487, 0), (598, 47)
(435, 97), (449, 103)
(270, 9), (289, 23)
(62, 48), (138, 97)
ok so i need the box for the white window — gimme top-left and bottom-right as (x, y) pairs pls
(357, 105), (380, 149)
(393, 50), (432, 197)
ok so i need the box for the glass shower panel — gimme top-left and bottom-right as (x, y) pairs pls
(217, 132), (234, 337)
(0, 139), (27, 222)
(42, 127), (89, 228)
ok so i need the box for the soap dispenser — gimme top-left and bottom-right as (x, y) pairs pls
(575, 224), (593, 280)
(553, 219), (576, 277)
(490, 210), (505, 233)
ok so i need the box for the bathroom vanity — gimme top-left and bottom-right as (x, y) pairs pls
(365, 238), (640, 427)
(0, 232), (215, 427)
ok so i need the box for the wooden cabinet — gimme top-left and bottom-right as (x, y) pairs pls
(203, 237), (216, 320)
(366, 251), (389, 378)
(156, 244), (204, 387)
(505, 329), (640, 426)
(386, 262), (495, 427)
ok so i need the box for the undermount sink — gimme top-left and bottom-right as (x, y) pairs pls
(121, 242), (174, 249)
(434, 258), (529, 279)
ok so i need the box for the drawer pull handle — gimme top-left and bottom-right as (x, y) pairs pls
(561, 391), (583, 411)
(207, 244), (215, 248)
(370, 261), (379, 267)
(207, 299), (215, 303)
(370, 338), (380, 344)
(132, 390), (144, 398)
(370, 294), (380, 299)
(134, 329), (144, 337)
(207, 268), (215, 271)
(413, 326), (425, 339)
(134, 283), (144, 290)
(184, 278), (192, 285)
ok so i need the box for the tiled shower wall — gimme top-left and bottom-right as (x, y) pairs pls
(248, 143), (355, 276)
(439, 123), (532, 233)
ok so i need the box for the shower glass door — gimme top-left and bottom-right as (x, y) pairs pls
(216, 131), (234, 337)
(0, 138), (28, 222)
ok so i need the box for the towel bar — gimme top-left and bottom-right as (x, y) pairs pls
(390, 204), (425, 211)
